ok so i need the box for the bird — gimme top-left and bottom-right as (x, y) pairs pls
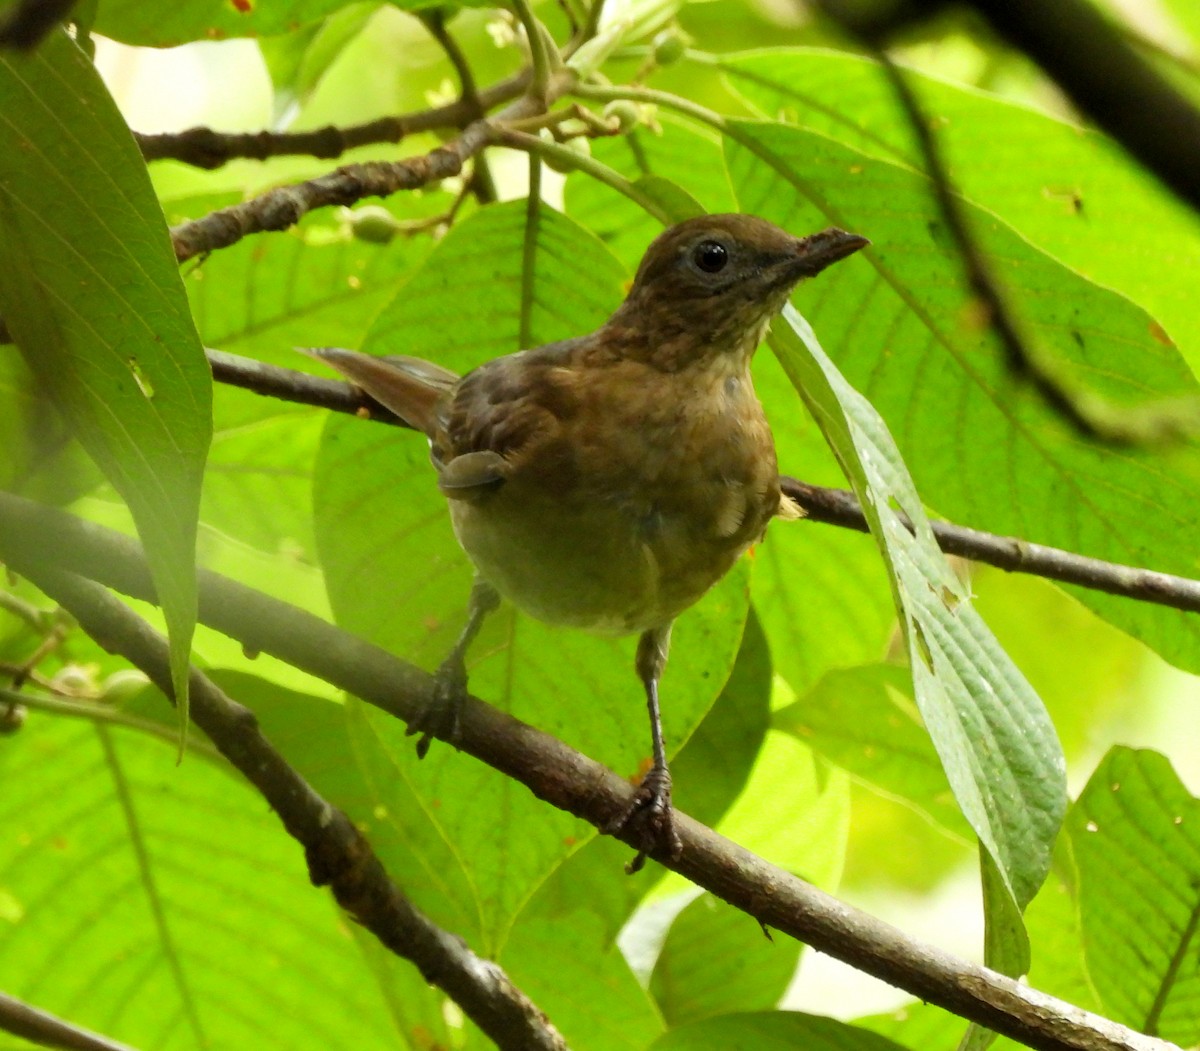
(306, 214), (868, 871)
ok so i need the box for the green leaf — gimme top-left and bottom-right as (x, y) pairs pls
(775, 663), (970, 840)
(751, 352), (898, 696)
(313, 201), (751, 947)
(651, 893), (801, 1026)
(0, 707), (407, 1049)
(565, 116), (736, 270)
(763, 303), (1065, 973)
(724, 118), (1200, 676)
(259, 4), (378, 125)
(650, 1010), (912, 1050)
(94, 0), (361, 47)
(719, 48), (1200, 371)
(499, 911), (664, 1051)
(1065, 747), (1200, 1045)
(0, 34), (210, 740)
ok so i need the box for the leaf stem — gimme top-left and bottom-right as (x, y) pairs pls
(511, 0), (554, 104)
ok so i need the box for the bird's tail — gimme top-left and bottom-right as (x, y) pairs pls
(301, 347), (459, 438)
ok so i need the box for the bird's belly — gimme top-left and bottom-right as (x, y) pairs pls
(449, 494), (748, 635)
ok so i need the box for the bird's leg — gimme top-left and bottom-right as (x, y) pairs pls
(609, 623), (684, 873)
(408, 578), (500, 758)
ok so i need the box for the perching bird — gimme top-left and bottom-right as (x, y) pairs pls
(307, 214), (868, 870)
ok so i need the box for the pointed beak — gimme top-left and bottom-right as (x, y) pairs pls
(790, 228), (870, 278)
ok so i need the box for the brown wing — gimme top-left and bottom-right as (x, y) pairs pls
(441, 340), (588, 492)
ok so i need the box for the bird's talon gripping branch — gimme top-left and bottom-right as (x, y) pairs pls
(407, 656), (469, 758)
(611, 763), (682, 874)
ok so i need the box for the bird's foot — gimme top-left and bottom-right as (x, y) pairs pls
(406, 655), (468, 759)
(607, 764), (683, 874)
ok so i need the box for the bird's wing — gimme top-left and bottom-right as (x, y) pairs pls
(302, 347), (457, 438)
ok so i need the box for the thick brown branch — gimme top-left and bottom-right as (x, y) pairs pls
(6, 560), (565, 1051)
(0, 990), (138, 1051)
(0, 493), (1177, 1051)
(212, 347), (1200, 615)
(134, 72), (527, 171)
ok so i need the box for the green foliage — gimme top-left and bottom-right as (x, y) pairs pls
(0, 33), (208, 740)
(0, 3), (1197, 1050)
(1064, 747), (1200, 1046)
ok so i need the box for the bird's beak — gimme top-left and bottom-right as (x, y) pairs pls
(790, 228), (870, 278)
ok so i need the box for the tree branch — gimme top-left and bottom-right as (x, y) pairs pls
(0, 493), (1178, 1051)
(168, 68), (575, 263)
(421, 9), (499, 203)
(133, 71), (528, 171)
(210, 347), (1200, 615)
(4, 559), (566, 1051)
(0, 990), (138, 1051)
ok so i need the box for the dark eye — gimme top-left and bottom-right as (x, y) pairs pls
(692, 240), (728, 273)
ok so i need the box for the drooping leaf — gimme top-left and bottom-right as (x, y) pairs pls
(0, 33), (210, 738)
(94, 0), (368, 48)
(766, 302), (1065, 974)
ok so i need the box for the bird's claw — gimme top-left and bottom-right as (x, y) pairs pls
(607, 764), (682, 874)
(406, 657), (468, 758)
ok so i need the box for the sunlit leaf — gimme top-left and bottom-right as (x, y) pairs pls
(0, 33), (209, 736)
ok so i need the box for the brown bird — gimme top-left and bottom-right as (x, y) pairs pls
(307, 214), (868, 871)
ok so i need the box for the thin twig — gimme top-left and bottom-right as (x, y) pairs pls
(0, 684), (224, 762)
(8, 559), (567, 1051)
(134, 71), (528, 171)
(510, 0), (553, 104)
(817, 0), (1200, 215)
(210, 347), (1200, 615)
(421, 10), (498, 203)
(0, 990), (137, 1051)
(0, 493), (1175, 1051)
(870, 47), (1198, 445)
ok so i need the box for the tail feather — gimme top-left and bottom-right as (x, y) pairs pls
(301, 347), (458, 438)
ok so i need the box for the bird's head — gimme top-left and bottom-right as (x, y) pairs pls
(607, 214), (868, 371)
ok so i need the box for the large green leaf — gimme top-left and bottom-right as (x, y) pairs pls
(1065, 747), (1200, 1046)
(0, 703), (406, 1049)
(774, 663), (970, 841)
(650, 1010), (912, 1050)
(94, 0), (366, 47)
(0, 34), (210, 735)
(766, 304), (1065, 974)
(565, 115), (737, 271)
(312, 200), (752, 948)
(650, 892), (801, 1026)
(719, 47), (1200, 369)
(725, 119), (1200, 676)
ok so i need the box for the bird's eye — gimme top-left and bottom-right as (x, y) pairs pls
(692, 240), (728, 274)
